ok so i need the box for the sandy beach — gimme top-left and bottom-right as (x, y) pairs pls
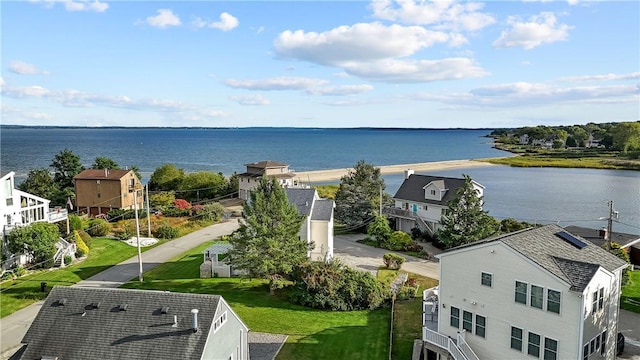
(295, 159), (496, 183)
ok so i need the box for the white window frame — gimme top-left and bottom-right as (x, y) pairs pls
(530, 285), (544, 309)
(515, 280), (528, 305)
(475, 314), (486, 338)
(511, 326), (523, 352)
(547, 289), (561, 314)
(528, 331), (541, 357)
(213, 311), (228, 334)
(544, 337), (558, 360)
(481, 272), (493, 287)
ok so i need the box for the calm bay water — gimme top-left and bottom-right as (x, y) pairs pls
(1, 127), (638, 235)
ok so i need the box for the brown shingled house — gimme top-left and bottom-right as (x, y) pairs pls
(73, 169), (143, 216)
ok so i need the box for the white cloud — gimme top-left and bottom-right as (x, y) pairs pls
(229, 94), (270, 105)
(192, 12), (239, 31)
(146, 9), (181, 28)
(558, 72), (640, 82)
(344, 58), (489, 83)
(30, 0), (108, 12)
(493, 12), (572, 50)
(225, 77), (328, 91)
(369, 0), (495, 31)
(522, 0), (580, 5)
(9, 61), (50, 75)
(306, 84), (374, 96)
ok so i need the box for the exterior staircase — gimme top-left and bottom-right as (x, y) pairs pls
(383, 207), (436, 235)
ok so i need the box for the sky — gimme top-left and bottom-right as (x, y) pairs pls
(1, 0), (639, 128)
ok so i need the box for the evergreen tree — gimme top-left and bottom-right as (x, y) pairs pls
(367, 214), (392, 247)
(437, 175), (499, 248)
(91, 157), (119, 170)
(226, 176), (308, 294)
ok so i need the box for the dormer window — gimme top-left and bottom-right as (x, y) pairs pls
(430, 190), (436, 196)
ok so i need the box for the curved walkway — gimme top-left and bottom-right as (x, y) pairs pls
(0, 219), (240, 359)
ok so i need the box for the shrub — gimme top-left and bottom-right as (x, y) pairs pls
(290, 260), (390, 311)
(13, 266), (26, 277)
(87, 218), (110, 237)
(383, 253), (405, 270)
(63, 255), (73, 265)
(410, 227), (422, 240)
(77, 229), (92, 247)
(69, 214), (84, 231)
(74, 230), (89, 257)
(194, 202), (225, 222)
(382, 231), (413, 251)
(405, 242), (424, 253)
(161, 207), (191, 217)
(396, 284), (419, 300)
(174, 199), (191, 210)
(155, 225), (179, 239)
(367, 215), (392, 246)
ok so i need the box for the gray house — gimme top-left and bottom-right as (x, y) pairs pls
(15, 286), (249, 360)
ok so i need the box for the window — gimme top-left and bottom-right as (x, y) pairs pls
(213, 312), (228, 333)
(515, 281), (528, 304)
(596, 334), (601, 352)
(463, 311), (473, 332)
(547, 290), (561, 314)
(475, 315), (486, 338)
(592, 290), (598, 314)
(544, 338), (558, 360)
(583, 344), (589, 360)
(97, 193), (101, 198)
(590, 338), (595, 354)
(430, 189), (436, 195)
(601, 331), (606, 355)
(598, 288), (604, 310)
(481, 272), (492, 287)
(528, 332), (541, 357)
(531, 285), (544, 309)
(511, 327), (523, 351)
(450, 307), (460, 328)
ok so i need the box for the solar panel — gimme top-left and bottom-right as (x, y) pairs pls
(556, 231), (588, 249)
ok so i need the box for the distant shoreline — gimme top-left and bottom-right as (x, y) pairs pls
(295, 159), (497, 183)
(0, 124), (495, 131)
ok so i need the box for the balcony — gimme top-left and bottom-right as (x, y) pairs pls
(49, 207), (68, 222)
(383, 207), (435, 235)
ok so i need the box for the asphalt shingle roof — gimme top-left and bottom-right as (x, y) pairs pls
(311, 199), (334, 221)
(448, 224), (628, 292)
(564, 225), (640, 249)
(285, 188), (316, 216)
(392, 174), (467, 205)
(20, 287), (223, 360)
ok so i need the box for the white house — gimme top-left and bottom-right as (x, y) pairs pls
(285, 188), (335, 261)
(423, 224), (628, 360)
(1, 171), (71, 269)
(238, 160), (297, 201)
(385, 171), (484, 236)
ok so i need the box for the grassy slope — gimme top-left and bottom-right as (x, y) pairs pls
(621, 271), (640, 313)
(121, 241), (391, 360)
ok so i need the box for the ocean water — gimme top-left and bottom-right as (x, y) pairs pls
(1, 127), (638, 235)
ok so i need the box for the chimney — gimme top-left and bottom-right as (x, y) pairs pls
(191, 309), (199, 332)
(599, 227), (608, 239)
(104, 168), (108, 177)
(172, 315), (178, 327)
(404, 169), (414, 180)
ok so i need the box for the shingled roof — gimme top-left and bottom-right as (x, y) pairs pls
(20, 287), (224, 360)
(392, 174), (469, 205)
(244, 160), (288, 168)
(311, 199), (334, 221)
(446, 224), (628, 292)
(285, 188), (316, 216)
(74, 169), (133, 180)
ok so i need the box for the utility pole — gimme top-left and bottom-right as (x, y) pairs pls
(606, 200), (614, 251)
(134, 188), (143, 282)
(145, 184), (151, 237)
(379, 185), (383, 215)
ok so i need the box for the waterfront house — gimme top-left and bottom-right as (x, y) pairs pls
(285, 188), (335, 261)
(238, 160), (297, 201)
(519, 134), (530, 145)
(422, 224), (628, 360)
(565, 225), (640, 267)
(73, 169), (143, 216)
(1, 171), (71, 270)
(15, 286), (249, 360)
(385, 171), (484, 236)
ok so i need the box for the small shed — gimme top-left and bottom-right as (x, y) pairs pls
(200, 243), (234, 278)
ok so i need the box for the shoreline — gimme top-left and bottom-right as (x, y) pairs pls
(295, 159), (496, 183)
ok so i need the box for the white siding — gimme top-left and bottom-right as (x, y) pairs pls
(310, 219), (331, 261)
(439, 242), (580, 360)
(581, 268), (621, 360)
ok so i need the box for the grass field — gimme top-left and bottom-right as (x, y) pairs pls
(121, 241), (392, 360)
(0, 237), (165, 317)
(621, 270), (640, 313)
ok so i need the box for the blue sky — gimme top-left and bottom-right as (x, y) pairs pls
(1, 0), (638, 128)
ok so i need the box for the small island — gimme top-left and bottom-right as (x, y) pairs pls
(480, 121), (640, 171)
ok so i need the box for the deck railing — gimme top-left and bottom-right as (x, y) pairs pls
(423, 327), (467, 360)
(383, 207), (435, 234)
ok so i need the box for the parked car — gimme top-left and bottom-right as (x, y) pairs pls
(617, 332), (625, 356)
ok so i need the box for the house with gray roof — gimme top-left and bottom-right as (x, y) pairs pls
(385, 170), (484, 236)
(423, 224), (628, 360)
(285, 188), (335, 261)
(564, 225), (640, 266)
(238, 160), (297, 201)
(14, 286), (249, 360)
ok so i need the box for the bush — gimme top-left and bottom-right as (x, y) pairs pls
(396, 284), (419, 300)
(410, 227), (422, 240)
(381, 231), (413, 251)
(77, 229), (92, 247)
(161, 207), (191, 217)
(194, 202), (225, 222)
(155, 225), (179, 239)
(74, 230), (89, 257)
(87, 218), (110, 237)
(290, 260), (390, 311)
(405, 242), (424, 253)
(63, 255), (73, 265)
(69, 214), (84, 231)
(174, 199), (191, 210)
(383, 253), (405, 270)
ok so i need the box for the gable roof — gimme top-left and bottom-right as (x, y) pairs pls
(244, 160), (288, 169)
(393, 174), (469, 205)
(285, 188), (317, 216)
(20, 287), (226, 360)
(564, 225), (640, 249)
(74, 169), (134, 181)
(443, 224), (628, 292)
(311, 199), (334, 221)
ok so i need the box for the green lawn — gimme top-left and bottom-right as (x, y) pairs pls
(121, 241), (391, 360)
(621, 270), (640, 313)
(0, 238), (164, 317)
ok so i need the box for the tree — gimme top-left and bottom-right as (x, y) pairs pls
(226, 176), (308, 294)
(7, 222), (60, 268)
(437, 175), (500, 248)
(611, 121), (640, 153)
(367, 215), (392, 246)
(334, 160), (390, 228)
(571, 126), (589, 147)
(148, 164), (185, 191)
(91, 157), (119, 170)
(606, 242), (631, 285)
(18, 168), (59, 200)
(181, 171), (228, 202)
(149, 191), (176, 209)
(51, 149), (84, 191)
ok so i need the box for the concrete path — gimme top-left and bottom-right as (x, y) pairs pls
(0, 219), (239, 359)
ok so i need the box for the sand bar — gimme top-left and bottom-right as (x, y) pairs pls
(295, 159), (497, 183)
